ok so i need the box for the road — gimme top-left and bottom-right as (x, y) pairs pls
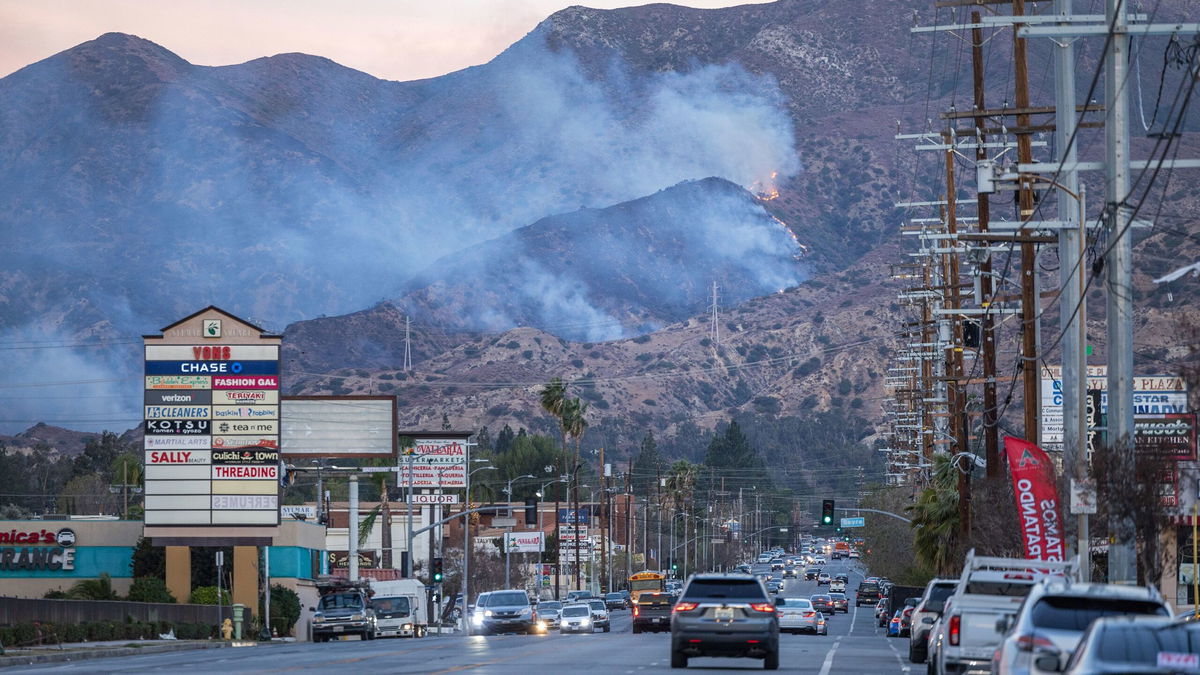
(16, 558), (912, 673)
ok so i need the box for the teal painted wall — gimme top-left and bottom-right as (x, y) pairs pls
(267, 546), (320, 580)
(0, 547), (133, 579)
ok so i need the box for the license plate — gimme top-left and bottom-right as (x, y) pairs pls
(653, 618), (661, 623)
(714, 608), (734, 621)
(332, 626), (344, 632)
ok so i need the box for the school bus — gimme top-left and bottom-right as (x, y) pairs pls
(628, 570), (667, 603)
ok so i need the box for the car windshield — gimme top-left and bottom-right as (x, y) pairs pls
(373, 597), (411, 614)
(485, 591), (529, 607)
(638, 594), (671, 606)
(1031, 597), (1168, 631)
(318, 593), (363, 610)
(1095, 623), (1200, 665)
(860, 583), (881, 593)
(811, 595), (831, 602)
(606, 593), (622, 600)
(965, 581), (1037, 597)
(807, 568), (819, 574)
(588, 599), (605, 610)
(561, 605), (590, 617)
(539, 601), (562, 611)
(683, 579), (768, 601)
(777, 598), (813, 609)
(830, 593), (847, 600)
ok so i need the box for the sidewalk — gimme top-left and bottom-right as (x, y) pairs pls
(0, 638), (270, 667)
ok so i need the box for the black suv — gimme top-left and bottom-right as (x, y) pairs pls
(670, 574), (779, 669)
(856, 581), (882, 606)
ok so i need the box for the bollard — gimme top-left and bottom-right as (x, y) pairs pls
(232, 604), (245, 640)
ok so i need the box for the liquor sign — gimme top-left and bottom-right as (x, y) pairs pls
(398, 438), (467, 488)
(408, 493), (460, 505)
(142, 307), (281, 528)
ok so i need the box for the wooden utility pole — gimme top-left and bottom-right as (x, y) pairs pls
(971, 10), (1002, 478)
(942, 132), (970, 535)
(1013, 0), (1041, 445)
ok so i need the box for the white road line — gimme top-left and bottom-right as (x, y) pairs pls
(886, 634), (913, 672)
(817, 636), (843, 675)
(849, 596), (859, 635)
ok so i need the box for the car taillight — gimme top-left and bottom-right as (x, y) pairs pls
(948, 615), (961, 646)
(803, 611), (815, 617)
(673, 602), (699, 612)
(1015, 634), (1055, 651)
(632, 605), (640, 617)
(750, 603), (775, 613)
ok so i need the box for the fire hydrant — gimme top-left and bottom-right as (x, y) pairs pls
(221, 618), (233, 640)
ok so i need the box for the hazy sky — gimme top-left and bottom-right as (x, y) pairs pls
(0, 0), (768, 81)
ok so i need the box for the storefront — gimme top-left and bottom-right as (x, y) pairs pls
(0, 519), (142, 598)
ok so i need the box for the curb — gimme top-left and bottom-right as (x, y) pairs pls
(0, 640), (254, 666)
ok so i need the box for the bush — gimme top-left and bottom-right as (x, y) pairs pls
(126, 576), (176, 603)
(189, 586), (232, 605)
(268, 584), (302, 637)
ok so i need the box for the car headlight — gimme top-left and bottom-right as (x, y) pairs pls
(580, 617), (590, 626)
(350, 613), (364, 621)
(313, 613), (325, 623)
(484, 609), (494, 617)
(403, 623), (413, 630)
(519, 607), (532, 617)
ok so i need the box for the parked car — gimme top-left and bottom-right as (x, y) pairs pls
(1044, 615), (1200, 673)
(907, 578), (957, 664)
(671, 573), (780, 669)
(992, 581), (1171, 675)
(776, 597), (822, 634)
(888, 609), (906, 637)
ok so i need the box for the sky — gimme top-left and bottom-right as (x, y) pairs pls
(0, 0), (768, 82)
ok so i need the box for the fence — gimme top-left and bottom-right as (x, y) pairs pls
(0, 596), (234, 626)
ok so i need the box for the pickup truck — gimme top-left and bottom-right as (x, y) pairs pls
(631, 591), (673, 633)
(309, 577), (377, 642)
(927, 550), (1076, 675)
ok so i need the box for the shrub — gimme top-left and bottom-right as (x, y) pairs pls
(126, 577), (176, 603)
(189, 585), (232, 605)
(269, 584), (302, 637)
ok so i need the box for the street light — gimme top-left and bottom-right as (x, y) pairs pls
(503, 474), (536, 588)
(462, 461), (495, 618)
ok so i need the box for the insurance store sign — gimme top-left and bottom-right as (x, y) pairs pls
(142, 312), (280, 527)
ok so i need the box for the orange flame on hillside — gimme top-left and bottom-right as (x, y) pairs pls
(752, 171), (780, 201)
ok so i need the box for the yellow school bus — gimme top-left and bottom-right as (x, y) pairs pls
(628, 571), (666, 603)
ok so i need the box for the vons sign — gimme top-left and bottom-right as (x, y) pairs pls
(0, 528), (77, 572)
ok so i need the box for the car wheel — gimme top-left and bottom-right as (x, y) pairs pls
(764, 650), (780, 670)
(910, 641), (926, 664)
(603, 625), (610, 633)
(671, 650), (689, 669)
(633, 625), (641, 634)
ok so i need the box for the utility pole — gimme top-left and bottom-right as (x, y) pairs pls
(1051, 0), (1089, 579)
(599, 447), (607, 594)
(1013, 0), (1041, 447)
(1104, 0), (1136, 584)
(709, 281), (720, 346)
(942, 132), (970, 536)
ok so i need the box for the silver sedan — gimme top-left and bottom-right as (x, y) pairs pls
(775, 597), (825, 634)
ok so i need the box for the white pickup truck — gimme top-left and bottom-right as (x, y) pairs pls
(927, 550), (1076, 675)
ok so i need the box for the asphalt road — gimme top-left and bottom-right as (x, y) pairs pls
(16, 558), (913, 674)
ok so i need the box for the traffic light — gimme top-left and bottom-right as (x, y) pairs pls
(671, 561), (678, 572)
(821, 500), (835, 526)
(525, 496), (538, 525)
(432, 557), (444, 583)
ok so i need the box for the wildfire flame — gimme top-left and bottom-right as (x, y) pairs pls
(752, 171), (780, 201)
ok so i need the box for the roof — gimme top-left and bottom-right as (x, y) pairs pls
(146, 305), (278, 337)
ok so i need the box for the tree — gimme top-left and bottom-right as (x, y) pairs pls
(906, 454), (962, 576)
(267, 584), (302, 637)
(72, 431), (126, 479)
(495, 424), (517, 454)
(66, 573), (118, 600)
(127, 577), (176, 603)
(702, 420), (768, 494)
(131, 537), (166, 579)
(57, 473), (119, 516)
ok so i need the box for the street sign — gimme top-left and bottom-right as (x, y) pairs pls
(840, 517), (865, 528)
(492, 517), (517, 527)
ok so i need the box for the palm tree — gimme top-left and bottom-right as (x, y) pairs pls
(663, 460), (697, 574)
(540, 378), (569, 456)
(67, 572), (118, 600)
(906, 453), (961, 575)
(564, 397), (589, 589)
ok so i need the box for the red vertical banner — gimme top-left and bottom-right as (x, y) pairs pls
(1004, 436), (1066, 561)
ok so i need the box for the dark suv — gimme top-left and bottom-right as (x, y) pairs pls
(855, 581), (882, 606)
(670, 574), (779, 669)
(472, 590), (538, 635)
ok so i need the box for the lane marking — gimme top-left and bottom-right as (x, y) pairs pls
(817, 636), (842, 675)
(887, 634), (914, 672)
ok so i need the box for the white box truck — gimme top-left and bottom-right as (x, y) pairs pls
(370, 579), (428, 638)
